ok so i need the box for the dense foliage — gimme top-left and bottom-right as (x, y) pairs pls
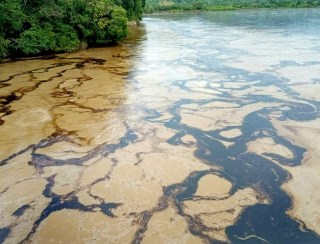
(0, 0), (143, 58)
(145, 0), (320, 12)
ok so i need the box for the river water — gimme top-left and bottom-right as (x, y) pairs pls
(1, 8), (320, 244)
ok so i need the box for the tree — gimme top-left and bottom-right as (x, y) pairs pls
(0, 0), (141, 58)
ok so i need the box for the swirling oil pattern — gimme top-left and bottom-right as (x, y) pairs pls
(1, 8), (320, 244)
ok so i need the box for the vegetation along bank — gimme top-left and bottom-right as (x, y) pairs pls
(1, 0), (319, 58)
(0, 0), (144, 58)
(145, 0), (320, 13)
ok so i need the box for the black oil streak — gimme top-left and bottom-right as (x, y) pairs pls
(0, 228), (10, 244)
(12, 204), (31, 217)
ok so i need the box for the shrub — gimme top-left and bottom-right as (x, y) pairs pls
(0, 35), (9, 58)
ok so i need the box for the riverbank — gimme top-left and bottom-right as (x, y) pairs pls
(0, 0), (143, 59)
(144, 1), (320, 13)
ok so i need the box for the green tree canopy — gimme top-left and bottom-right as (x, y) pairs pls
(0, 0), (144, 58)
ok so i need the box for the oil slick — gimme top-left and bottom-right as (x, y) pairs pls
(1, 9), (320, 244)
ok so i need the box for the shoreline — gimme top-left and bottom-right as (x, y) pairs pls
(144, 5), (320, 14)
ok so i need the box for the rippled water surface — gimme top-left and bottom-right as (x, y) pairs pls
(1, 8), (320, 243)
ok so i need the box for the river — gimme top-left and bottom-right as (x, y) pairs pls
(1, 8), (320, 244)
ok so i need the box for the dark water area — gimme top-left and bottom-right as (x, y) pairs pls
(1, 8), (320, 244)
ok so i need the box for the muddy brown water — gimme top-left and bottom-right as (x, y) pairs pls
(1, 8), (320, 243)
